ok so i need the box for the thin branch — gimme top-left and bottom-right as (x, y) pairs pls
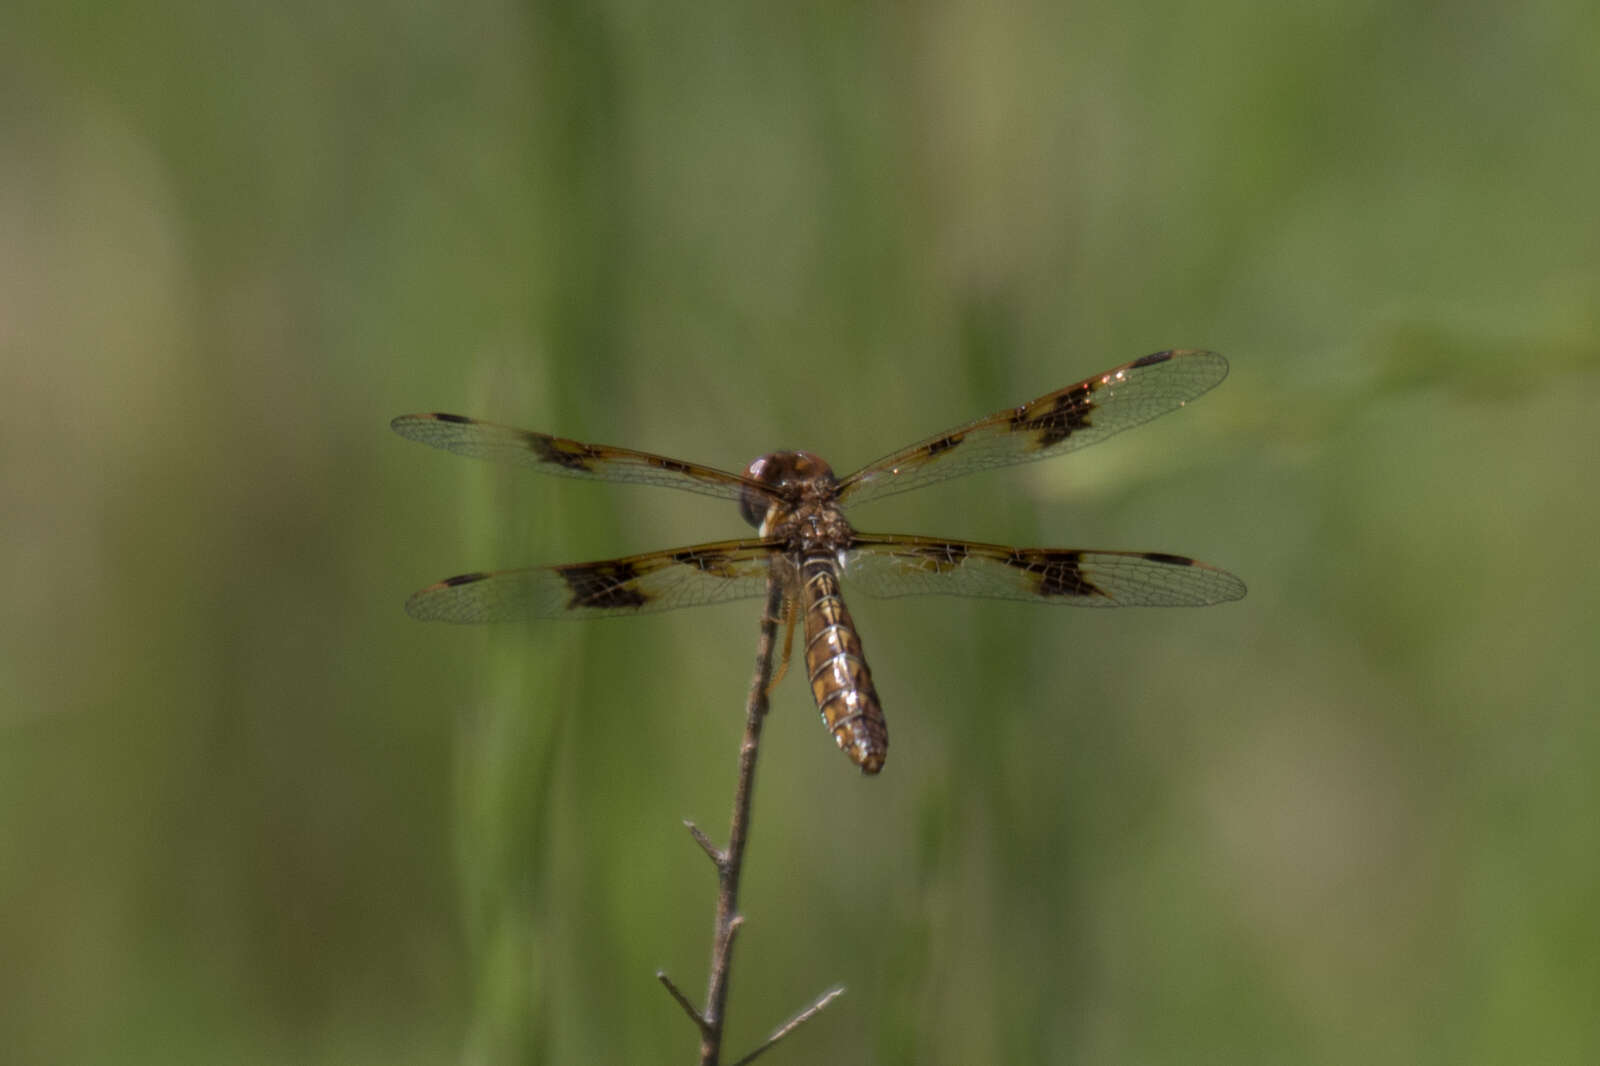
(656, 971), (709, 1034)
(729, 985), (846, 1066)
(659, 573), (839, 1064)
(684, 819), (725, 867)
(696, 573), (786, 1066)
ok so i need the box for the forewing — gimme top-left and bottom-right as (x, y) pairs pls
(843, 534), (1246, 607)
(835, 350), (1229, 508)
(392, 412), (776, 504)
(405, 539), (782, 623)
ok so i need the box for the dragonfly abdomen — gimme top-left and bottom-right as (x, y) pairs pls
(800, 555), (888, 774)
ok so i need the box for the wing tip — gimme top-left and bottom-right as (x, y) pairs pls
(404, 572), (494, 622)
(1132, 348), (1228, 378)
(391, 411), (475, 436)
(1095, 552), (1247, 607)
(1211, 572), (1248, 604)
(1189, 563), (1247, 605)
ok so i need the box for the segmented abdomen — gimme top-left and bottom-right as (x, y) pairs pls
(801, 554), (888, 774)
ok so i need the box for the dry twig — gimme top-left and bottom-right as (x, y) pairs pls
(657, 573), (843, 1065)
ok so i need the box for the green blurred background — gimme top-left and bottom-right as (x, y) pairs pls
(4, 2), (1598, 1063)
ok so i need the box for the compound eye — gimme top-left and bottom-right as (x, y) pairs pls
(738, 488), (771, 529)
(739, 456), (774, 528)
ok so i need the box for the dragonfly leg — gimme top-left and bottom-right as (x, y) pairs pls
(765, 597), (798, 694)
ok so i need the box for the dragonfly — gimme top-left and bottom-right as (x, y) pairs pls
(393, 349), (1245, 774)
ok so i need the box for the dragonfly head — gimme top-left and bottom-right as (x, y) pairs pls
(739, 450), (836, 530)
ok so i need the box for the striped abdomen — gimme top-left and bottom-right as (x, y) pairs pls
(801, 554), (888, 774)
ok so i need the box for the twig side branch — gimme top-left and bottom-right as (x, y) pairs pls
(730, 985), (846, 1066)
(685, 819), (725, 867)
(656, 971), (710, 1034)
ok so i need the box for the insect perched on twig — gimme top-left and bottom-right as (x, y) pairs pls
(394, 349), (1245, 774)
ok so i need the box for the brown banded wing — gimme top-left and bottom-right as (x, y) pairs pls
(835, 349), (1229, 508)
(842, 534), (1246, 607)
(391, 412), (778, 504)
(405, 539), (781, 623)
